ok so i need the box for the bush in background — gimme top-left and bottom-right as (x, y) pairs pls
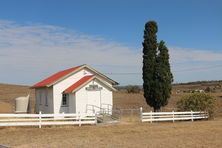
(205, 86), (211, 93)
(126, 85), (141, 94)
(177, 93), (216, 118)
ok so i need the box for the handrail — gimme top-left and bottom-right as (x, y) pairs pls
(101, 103), (113, 113)
(86, 104), (105, 114)
(101, 103), (112, 108)
(87, 104), (121, 122)
(86, 104), (113, 115)
(86, 104), (105, 111)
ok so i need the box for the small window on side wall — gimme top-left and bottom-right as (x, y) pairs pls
(45, 94), (48, 106)
(39, 91), (42, 105)
(62, 94), (68, 106)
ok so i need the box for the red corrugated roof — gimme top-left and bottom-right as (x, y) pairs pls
(32, 65), (82, 88)
(64, 75), (94, 93)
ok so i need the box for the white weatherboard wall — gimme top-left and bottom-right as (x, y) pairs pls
(35, 87), (53, 113)
(75, 80), (112, 113)
(53, 69), (92, 114)
(68, 93), (76, 113)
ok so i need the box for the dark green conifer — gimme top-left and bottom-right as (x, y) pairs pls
(142, 21), (173, 111)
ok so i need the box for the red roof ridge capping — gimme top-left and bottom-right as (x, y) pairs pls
(64, 75), (94, 93)
(31, 65), (83, 88)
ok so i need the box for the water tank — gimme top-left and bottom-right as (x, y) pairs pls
(15, 95), (30, 113)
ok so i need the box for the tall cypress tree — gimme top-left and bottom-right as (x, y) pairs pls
(156, 41), (173, 108)
(142, 21), (158, 111)
(142, 21), (173, 112)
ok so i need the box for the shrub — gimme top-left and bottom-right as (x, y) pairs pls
(125, 85), (141, 93)
(205, 86), (211, 93)
(177, 93), (216, 118)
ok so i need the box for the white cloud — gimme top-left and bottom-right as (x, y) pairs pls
(169, 47), (222, 62)
(0, 20), (141, 85)
(0, 21), (141, 66)
(169, 47), (222, 83)
(0, 20), (221, 85)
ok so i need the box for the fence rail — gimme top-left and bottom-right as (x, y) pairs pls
(0, 112), (96, 128)
(141, 108), (208, 123)
(0, 107), (209, 128)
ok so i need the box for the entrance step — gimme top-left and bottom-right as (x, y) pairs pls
(97, 114), (119, 124)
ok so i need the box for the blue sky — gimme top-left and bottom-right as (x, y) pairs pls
(0, 0), (221, 85)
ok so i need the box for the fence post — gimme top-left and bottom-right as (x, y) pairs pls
(172, 110), (175, 123)
(95, 113), (98, 125)
(78, 112), (81, 127)
(39, 111), (42, 128)
(62, 112), (65, 119)
(150, 111), (153, 123)
(140, 107), (143, 122)
(107, 105), (109, 114)
(119, 109), (122, 121)
(130, 109), (133, 121)
(206, 111), (209, 119)
(191, 110), (193, 122)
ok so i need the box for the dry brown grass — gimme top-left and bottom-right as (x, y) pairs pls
(114, 91), (222, 116)
(0, 118), (221, 147)
(1, 83), (222, 116)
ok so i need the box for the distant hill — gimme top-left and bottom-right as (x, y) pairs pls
(0, 83), (35, 113)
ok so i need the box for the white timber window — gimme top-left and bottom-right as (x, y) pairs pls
(62, 94), (69, 106)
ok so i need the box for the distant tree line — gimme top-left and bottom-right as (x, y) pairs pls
(173, 80), (222, 86)
(115, 85), (142, 93)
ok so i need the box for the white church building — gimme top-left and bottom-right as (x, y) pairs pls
(31, 64), (118, 114)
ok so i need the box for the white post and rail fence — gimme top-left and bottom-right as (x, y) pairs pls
(0, 107), (209, 128)
(140, 107), (209, 123)
(0, 112), (96, 128)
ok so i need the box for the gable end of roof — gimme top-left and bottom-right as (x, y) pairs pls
(63, 75), (94, 93)
(31, 65), (83, 88)
(64, 75), (116, 93)
(31, 64), (118, 89)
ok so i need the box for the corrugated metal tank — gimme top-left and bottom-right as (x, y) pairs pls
(15, 95), (30, 113)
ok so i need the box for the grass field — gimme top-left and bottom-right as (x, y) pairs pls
(0, 83), (222, 114)
(0, 118), (222, 147)
(0, 83), (222, 147)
